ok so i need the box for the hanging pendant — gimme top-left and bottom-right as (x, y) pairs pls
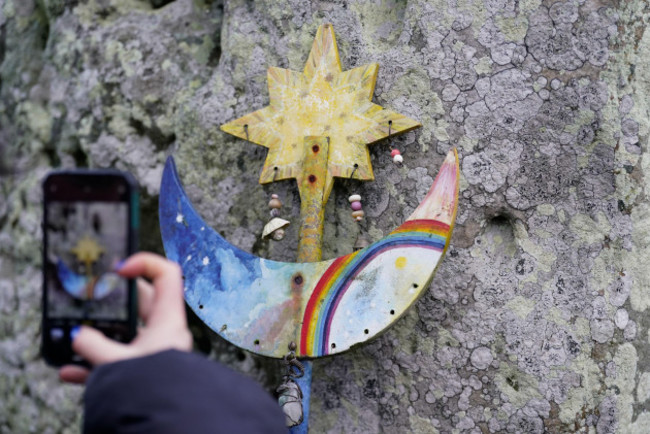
(263, 194), (290, 240)
(277, 342), (305, 427)
(348, 194), (369, 251)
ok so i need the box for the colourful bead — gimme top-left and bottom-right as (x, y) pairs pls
(269, 198), (282, 209)
(390, 149), (401, 158)
(352, 210), (365, 219)
(348, 194), (361, 203)
(270, 208), (281, 217)
(271, 194), (279, 199)
(356, 216), (363, 221)
(350, 201), (362, 211)
(393, 154), (403, 164)
(271, 228), (285, 241)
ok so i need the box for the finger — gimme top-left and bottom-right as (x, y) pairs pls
(59, 365), (90, 384)
(137, 278), (155, 320)
(117, 253), (185, 329)
(73, 326), (135, 365)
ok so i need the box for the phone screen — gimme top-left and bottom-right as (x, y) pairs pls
(42, 172), (137, 366)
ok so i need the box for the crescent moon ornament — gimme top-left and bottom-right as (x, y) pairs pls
(159, 149), (459, 358)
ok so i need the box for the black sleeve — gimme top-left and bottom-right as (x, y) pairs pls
(83, 350), (287, 434)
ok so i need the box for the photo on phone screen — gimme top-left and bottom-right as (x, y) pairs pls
(45, 201), (129, 319)
(42, 172), (137, 366)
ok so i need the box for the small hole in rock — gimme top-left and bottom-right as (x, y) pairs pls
(364, 329), (369, 334)
(312, 145), (319, 153)
(331, 343), (336, 349)
(199, 305), (204, 309)
(412, 283), (419, 288)
(254, 339), (260, 345)
(390, 309), (395, 315)
(308, 174), (317, 183)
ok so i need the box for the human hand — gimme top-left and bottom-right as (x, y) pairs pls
(59, 253), (193, 384)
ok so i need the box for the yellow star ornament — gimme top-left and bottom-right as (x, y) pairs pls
(221, 24), (421, 261)
(70, 235), (105, 265)
(221, 23), (421, 190)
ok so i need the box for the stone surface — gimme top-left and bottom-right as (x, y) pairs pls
(2, 0), (650, 432)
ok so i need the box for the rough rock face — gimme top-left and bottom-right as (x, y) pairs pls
(1, 0), (650, 432)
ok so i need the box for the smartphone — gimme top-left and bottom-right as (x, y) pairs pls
(41, 170), (139, 367)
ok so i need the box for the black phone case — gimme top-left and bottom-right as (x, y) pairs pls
(41, 169), (139, 367)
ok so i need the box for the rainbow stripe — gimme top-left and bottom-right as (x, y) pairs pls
(300, 219), (450, 356)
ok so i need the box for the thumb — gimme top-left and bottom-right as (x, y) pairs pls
(72, 326), (134, 366)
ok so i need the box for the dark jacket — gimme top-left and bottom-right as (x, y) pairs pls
(83, 350), (287, 433)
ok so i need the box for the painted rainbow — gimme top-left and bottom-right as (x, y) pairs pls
(300, 219), (451, 356)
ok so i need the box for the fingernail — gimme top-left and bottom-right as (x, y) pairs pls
(114, 260), (126, 271)
(70, 325), (81, 341)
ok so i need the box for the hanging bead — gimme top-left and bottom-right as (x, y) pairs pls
(269, 194), (282, 209)
(272, 228), (286, 241)
(349, 194), (363, 221)
(391, 149), (403, 164)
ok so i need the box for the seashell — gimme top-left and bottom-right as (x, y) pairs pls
(353, 233), (370, 251)
(262, 217), (290, 239)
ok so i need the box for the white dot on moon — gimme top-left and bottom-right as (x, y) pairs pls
(176, 213), (184, 223)
(202, 256), (209, 265)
